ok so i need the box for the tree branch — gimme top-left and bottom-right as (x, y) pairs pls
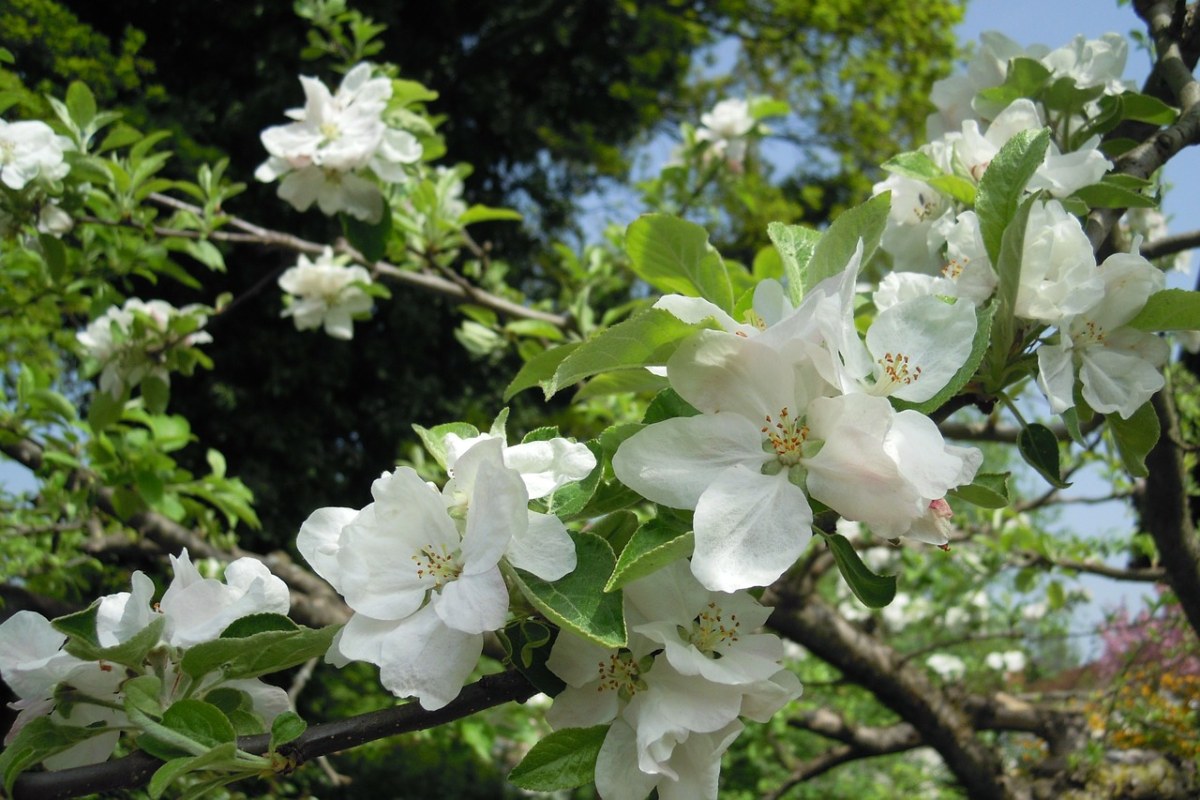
(10, 671), (536, 800)
(145, 193), (570, 329)
(1140, 229), (1200, 260)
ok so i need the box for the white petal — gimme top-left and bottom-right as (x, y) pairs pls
(595, 721), (658, 800)
(502, 438), (597, 499)
(691, 465), (812, 592)
(653, 295), (742, 332)
(296, 506), (358, 592)
(377, 605), (483, 710)
(506, 511), (576, 580)
(1037, 343), (1077, 414)
(433, 567), (508, 634)
(460, 447), (527, 573)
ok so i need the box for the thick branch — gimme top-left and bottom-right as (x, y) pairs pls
(11, 671), (536, 800)
(765, 584), (1016, 800)
(146, 193), (569, 329)
(1140, 229), (1200, 260)
(1143, 389), (1200, 639)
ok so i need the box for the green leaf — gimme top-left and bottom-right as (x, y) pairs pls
(510, 532), (625, 648)
(642, 387), (700, 425)
(63, 615), (166, 670)
(509, 725), (609, 791)
(180, 625), (339, 681)
(88, 389), (125, 431)
(949, 472), (1012, 509)
(340, 205), (392, 263)
(1017, 423), (1070, 488)
(1117, 91), (1179, 125)
(51, 602), (102, 648)
(807, 193), (890, 291)
(976, 127), (1051, 265)
(206, 448), (227, 479)
(270, 712), (308, 751)
(825, 533), (896, 609)
(148, 742), (239, 800)
(574, 369), (669, 400)
(1071, 179), (1157, 209)
(65, 81), (97, 130)
(504, 342), (581, 400)
(0, 717), (104, 794)
(766, 221), (820, 306)
(137, 699), (236, 761)
(587, 509), (640, 555)
(499, 620), (565, 696)
(546, 309), (704, 397)
(38, 233), (67, 281)
(986, 196), (1037, 384)
(976, 57), (1052, 110)
(544, 441), (602, 518)
(625, 214), (733, 312)
(881, 151), (975, 204)
(895, 302), (993, 415)
(460, 204), (523, 225)
(413, 421), (481, 470)
(220, 612), (299, 638)
(606, 518), (694, 592)
(1106, 401), (1159, 478)
(1127, 288), (1200, 332)
(30, 387), (76, 421)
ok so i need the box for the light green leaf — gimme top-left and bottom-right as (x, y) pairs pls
(546, 309), (703, 397)
(504, 342), (581, 400)
(0, 717), (105, 794)
(606, 519), (694, 592)
(574, 369), (669, 400)
(1127, 288), (1200, 332)
(625, 214), (733, 312)
(460, 204), (523, 225)
(413, 421), (481, 471)
(807, 192), (890, 291)
(65, 81), (97, 130)
(510, 532), (625, 648)
(148, 742), (239, 800)
(180, 625), (339, 681)
(949, 472), (1012, 509)
(826, 533), (897, 608)
(219, 613), (299, 638)
(1106, 401), (1159, 478)
(270, 712), (308, 751)
(976, 128), (1050, 265)
(986, 196), (1037, 385)
(767, 221), (820, 306)
(62, 615), (165, 670)
(508, 725), (609, 791)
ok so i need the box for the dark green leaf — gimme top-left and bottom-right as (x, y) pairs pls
(340, 204), (392, 263)
(220, 613), (299, 638)
(508, 725), (609, 791)
(948, 472), (1012, 509)
(642, 387), (700, 424)
(0, 717), (105, 794)
(1106, 401), (1160, 478)
(825, 533), (897, 609)
(1017, 423), (1070, 488)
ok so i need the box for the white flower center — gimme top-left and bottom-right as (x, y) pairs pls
(319, 121), (342, 143)
(687, 601), (741, 657)
(411, 543), (463, 590)
(873, 351), (923, 394)
(761, 407), (808, 467)
(595, 651), (645, 702)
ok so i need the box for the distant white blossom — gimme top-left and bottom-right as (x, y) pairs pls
(278, 247), (374, 339)
(0, 118), (69, 190)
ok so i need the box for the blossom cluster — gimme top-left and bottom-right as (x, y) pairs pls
(76, 297), (213, 399)
(874, 32), (1168, 420)
(298, 431), (595, 710)
(0, 551), (291, 770)
(256, 63), (423, 223)
(616, 253), (983, 592)
(546, 560), (799, 799)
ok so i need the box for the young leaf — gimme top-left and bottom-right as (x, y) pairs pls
(219, 613), (299, 638)
(412, 421), (481, 470)
(625, 214), (733, 312)
(606, 518), (695, 592)
(148, 743), (239, 800)
(504, 342), (582, 400)
(766, 221), (820, 306)
(180, 625), (339, 681)
(948, 472), (1012, 509)
(976, 127), (1051, 265)
(546, 309), (704, 397)
(270, 712), (308, 751)
(1106, 401), (1160, 478)
(1017, 423), (1070, 488)
(1126, 288), (1200, 332)
(642, 387), (700, 425)
(510, 532), (626, 649)
(807, 193), (890, 290)
(825, 533), (897, 608)
(65, 81), (98, 130)
(508, 725), (609, 791)
(0, 717), (106, 793)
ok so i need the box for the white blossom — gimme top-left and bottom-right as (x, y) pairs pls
(0, 118), (69, 189)
(278, 247), (374, 339)
(696, 99), (755, 167)
(985, 650), (1028, 673)
(926, 653), (967, 681)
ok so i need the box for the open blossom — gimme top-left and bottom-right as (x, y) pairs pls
(298, 436), (580, 709)
(546, 561), (799, 800)
(76, 298), (212, 397)
(696, 98), (755, 167)
(256, 63), (423, 222)
(0, 118), (69, 190)
(278, 247), (374, 339)
(1037, 250), (1169, 419)
(985, 650), (1028, 673)
(1016, 199), (1105, 324)
(926, 653), (967, 681)
(0, 551), (291, 770)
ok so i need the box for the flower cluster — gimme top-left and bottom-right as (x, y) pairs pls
(615, 251), (982, 593)
(255, 63), (423, 222)
(278, 247), (374, 339)
(545, 560), (799, 798)
(297, 431), (595, 710)
(76, 298), (213, 399)
(0, 551), (291, 770)
(696, 98), (756, 169)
